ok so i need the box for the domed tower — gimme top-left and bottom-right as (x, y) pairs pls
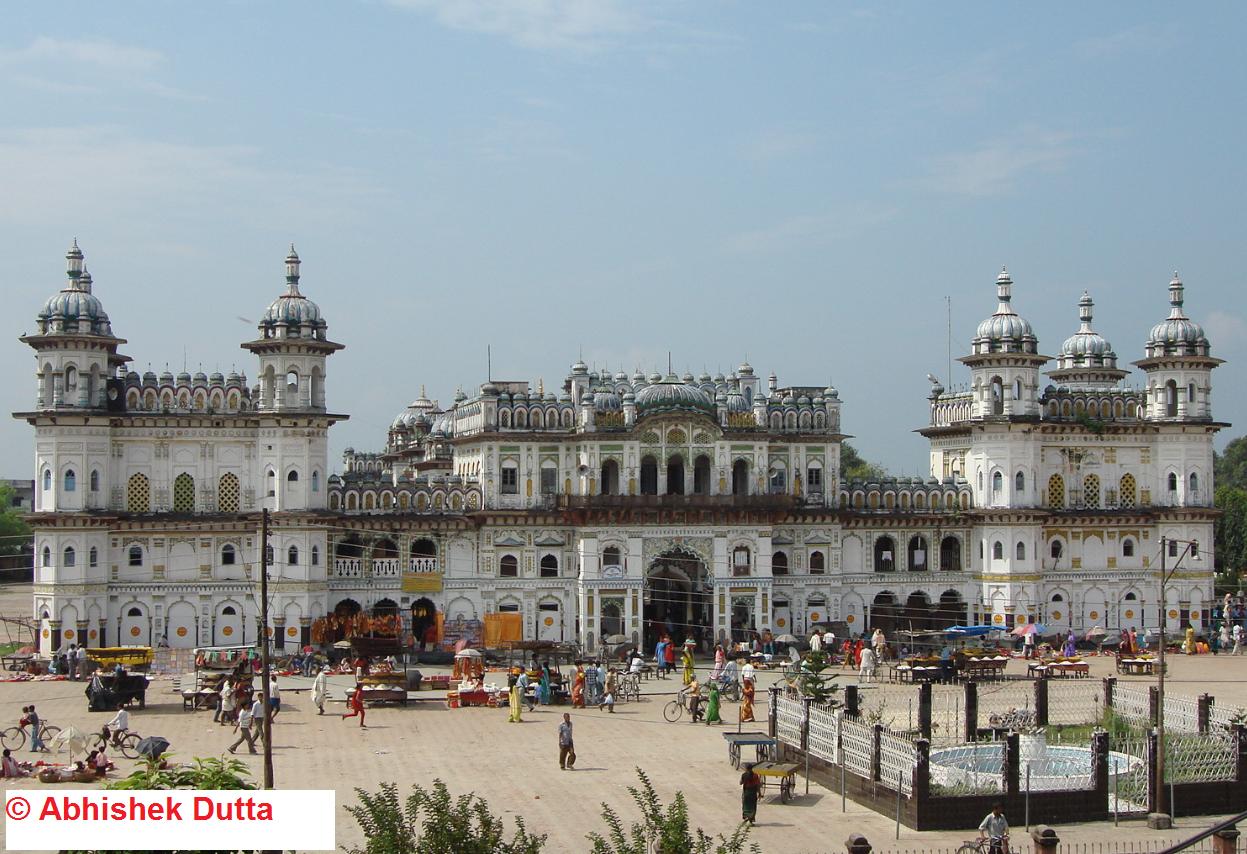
(20, 241), (131, 513)
(1047, 291), (1128, 388)
(963, 268), (1049, 418)
(1134, 273), (1221, 421)
(241, 247), (346, 511)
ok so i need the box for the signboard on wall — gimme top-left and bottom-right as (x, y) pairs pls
(402, 573), (443, 593)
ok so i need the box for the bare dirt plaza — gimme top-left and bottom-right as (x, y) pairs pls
(1, 581), (1244, 853)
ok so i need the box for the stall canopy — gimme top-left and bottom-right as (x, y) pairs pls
(945, 625), (996, 637)
(87, 647), (154, 667)
(483, 613), (523, 648)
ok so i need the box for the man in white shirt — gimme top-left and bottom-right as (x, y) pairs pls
(76, 645), (89, 681)
(228, 703), (257, 755)
(104, 708), (128, 747)
(978, 803), (1010, 853)
(740, 660), (756, 684)
(808, 631), (823, 652)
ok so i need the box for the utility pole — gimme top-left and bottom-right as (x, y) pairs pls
(260, 508), (274, 790)
(1154, 535), (1196, 829)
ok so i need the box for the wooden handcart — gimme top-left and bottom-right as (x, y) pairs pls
(752, 761), (800, 804)
(722, 731), (778, 769)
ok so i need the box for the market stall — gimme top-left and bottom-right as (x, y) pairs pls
(84, 647), (153, 710)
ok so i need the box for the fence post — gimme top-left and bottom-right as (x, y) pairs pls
(1149, 684), (1161, 729)
(964, 680), (978, 742)
(872, 723), (883, 782)
(914, 737), (930, 803)
(1103, 676), (1116, 712)
(1212, 825), (1240, 854)
(1235, 725), (1247, 784)
(918, 681), (933, 739)
(1092, 730), (1109, 801)
(845, 684), (860, 718)
(768, 685), (780, 739)
(1198, 693), (1211, 734)
(845, 833), (872, 854)
(1005, 731), (1020, 799)
(1031, 825), (1060, 854)
(801, 696), (812, 753)
(1146, 728), (1160, 815)
(1034, 676), (1049, 727)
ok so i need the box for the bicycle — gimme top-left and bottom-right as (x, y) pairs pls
(0, 721), (61, 752)
(662, 690), (704, 723)
(617, 672), (642, 702)
(88, 730), (143, 760)
(715, 676), (742, 703)
(956, 836), (1010, 854)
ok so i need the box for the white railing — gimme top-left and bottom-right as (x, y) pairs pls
(807, 703), (841, 764)
(1113, 685), (1152, 726)
(409, 557), (438, 573)
(333, 558), (363, 578)
(372, 558), (402, 577)
(775, 695), (804, 748)
(840, 717), (874, 780)
(1163, 694), (1201, 733)
(1165, 732), (1237, 783)
(879, 731), (918, 795)
(1048, 681), (1103, 727)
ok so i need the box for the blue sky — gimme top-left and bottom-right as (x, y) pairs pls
(2, 2), (1245, 476)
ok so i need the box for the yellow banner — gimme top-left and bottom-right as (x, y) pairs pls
(402, 574), (443, 593)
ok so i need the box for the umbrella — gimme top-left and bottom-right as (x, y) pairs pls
(51, 725), (87, 758)
(683, 638), (697, 646)
(603, 634), (629, 645)
(136, 736), (171, 760)
(332, 640), (352, 650)
(1084, 626), (1107, 640)
(454, 648), (482, 658)
(1011, 623), (1045, 637)
(945, 625), (996, 637)
(774, 634), (799, 645)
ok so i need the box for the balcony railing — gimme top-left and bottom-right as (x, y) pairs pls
(332, 557), (440, 579)
(557, 494), (797, 510)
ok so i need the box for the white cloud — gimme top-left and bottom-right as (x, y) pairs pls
(387, 0), (637, 52)
(0, 37), (165, 72)
(918, 131), (1078, 197)
(726, 205), (897, 254)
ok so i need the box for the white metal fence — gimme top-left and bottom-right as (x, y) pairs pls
(1162, 693), (1201, 733)
(775, 694), (803, 747)
(1047, 680), (1103, 726)
(1112, 684), (1152, 726)
(878, 730), (918, 795)
(807, 702), (841, 764)
(1165, 731), (1237, 783)
(841, 716), (875, 779)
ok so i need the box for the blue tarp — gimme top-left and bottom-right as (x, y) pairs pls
(944, 625), (996, 637)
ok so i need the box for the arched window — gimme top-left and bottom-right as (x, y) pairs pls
(128, 545), (143, 566)
(603, 546), (622, 566)
(874, 536), (895, 572)
(940, 536), (961, 571)
(992, 471), (1003, 499)
(1014, 471), (1025, 493)
(1165, 380), (1178, 417)
(666, 455), (685, 495)
(127, 473), (151, 512)
(771, 552), (788, 575)
(806, 461), (823, 494)
(311, 471), (320, 492)
(1190, 472), (1199, 496)
(1016, 542), (1026, 560)
(265, 544), (274, 565)
(693, 455), (711, 495)
(600, 460), (620, 496)
(732, 459), (749, 496)
(500, 555), (519, 577)
(88, 546), (97, 567)
(287, 545), (299, 566)
(1047, 474), (1065, 508)
(1050, 540), (1063, 560)
(540, 554), (558, 578)
(63, 546), (75, 567)
(1168, 472), (1178, 492)
(992, 541), (1003, 560)
(733, 546), (751, 577)
(90, 470), (99, 492)
(173, 472), (194, 513)
(1119, 473), (1137, 509)
(266, 469), (276, 497)
(218, 473), (240, 513)
(769, 464), (787, 494)
(1014, 378), (1022, 400)
(1083, 474), (1100, 509)
(990, 377), (1004, 415)
(63, 469), (76, 492)
(41, 546), (50, 567)
(127, 606), (143, 618)
(809, 551), (825, 574)
(311, 545), (320, 566)
(221, 544), (236, 565)
(1122, 538), (1135, 557)
(42, 469), (51, 491)
(639, 456), (658, 495)
(908, 535), (928, 571)
(287, 469), (299, 483)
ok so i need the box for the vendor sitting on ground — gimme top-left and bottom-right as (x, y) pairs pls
(1, 748), (30, 778)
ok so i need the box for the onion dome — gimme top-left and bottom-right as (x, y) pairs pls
(621, 390), (635, 404)
(1145, 272), (1210, 357)
(593, 386), (621, 411)
(571, 359), (588, 376)
(713, 373), (726, 384)
(160, 369), (175, 386)
(454, 387), (467, 404)
(614, 371), (627, 382)
(36, 242), (115, 336)
(698, 371), (712, 384)
(971, 268), (1038, 355)
(725, 389), (748, 411)
(143, 371), (157, 387)
(177, 371), (192, 386)
(824, 382), (838, 399)
(738, 361), (755, 376)
(782, 393), (795, 406)
(1058, 292), (1117, 367)
(798, 395), (811, 406)
(634, 373), (715, 417)
(259, 246), (327, 336)
(681, 371), (695, 384)
(193, 371), (208, 386)
(481, 381), (498, 396)
(559, 389), (572, 402)
(209, 372), (225, 387)
(126, 371), (140, 386)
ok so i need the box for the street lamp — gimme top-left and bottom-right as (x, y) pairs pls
(1152, 535), (1197, 828)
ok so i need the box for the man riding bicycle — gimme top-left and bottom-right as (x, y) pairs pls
(101, 707), (129, 747)
(978, 802), (1010, 854)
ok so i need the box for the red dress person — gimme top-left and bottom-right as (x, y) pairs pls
(342, 685), (366, 727)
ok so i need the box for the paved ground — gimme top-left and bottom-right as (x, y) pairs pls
(1, 582), (1244, 853)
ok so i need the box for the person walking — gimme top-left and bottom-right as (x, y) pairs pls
(600, 667), (617, 713)
(655, 637), (668, 679)
(858, 645), (877, 683)
(66, 645), (78, 681)
(704, 679), (722, 725)
(681, 643), (695, 686)
(268, 674), (282, 719)
(809, 630), (822, 653)
(571, 663), (586, 708)
(1233, 624), (1243, 656)
(739, 659), (756, 723)
(76, 644), (89, 681)
(312, 667), (328, 715)
(740, 762), (762, 824)
(1063, 630), (1077, 658)
(227, 701), (258, 755)
(342, 684), (366, 727)
(507, 674), (523, 723)
(557, 713), (576, 770)
(27, 705), (46, 753)
(538, 662), (552, 705)
(872, 628), (887, 663)
(663, 637), (676, 676)
(516, 668), (534, 712)
(711, 644), (726, 681)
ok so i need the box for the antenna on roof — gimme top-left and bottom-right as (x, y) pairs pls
(487, 345), (491, 382)
(667, 352), (672, 375)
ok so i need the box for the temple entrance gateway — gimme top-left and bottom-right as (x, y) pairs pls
(643, 548), (710, 651)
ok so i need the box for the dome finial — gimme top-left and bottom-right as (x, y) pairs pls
(66, 239), (84, 284)
(285, 245), (301, 295)
(1078, 290), (1093, 327)
(996, 266), (1012, 303)
(80, 268), (93, 294)
(1169, 271), (1184, 310)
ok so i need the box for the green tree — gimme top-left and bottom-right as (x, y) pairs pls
(1215, 436), (1247, 490)
(345, 779), (545, 854)
(790, 648), (841, 706)
(840, 442), (886, 481)
(587, 768), (758, 854)
(0, 482), (31, 557)
(1215, 485), (1247, 578)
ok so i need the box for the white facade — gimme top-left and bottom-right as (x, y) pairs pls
(17, 247), (1224, 655)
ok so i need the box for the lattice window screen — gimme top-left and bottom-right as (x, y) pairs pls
(127, 473), (150, 513)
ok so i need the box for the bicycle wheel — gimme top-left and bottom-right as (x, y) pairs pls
(955, 844), (980, 854)
(662, 700), (683, 722)
(0, 727), (25, 751)
(117, 732), (142, 760)
(41, 725), (60, 746)
(724, 682), (742, 703)
(86, 733), (108, 753)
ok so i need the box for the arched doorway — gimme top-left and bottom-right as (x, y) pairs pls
(732, 459), (749, 495)
(935, 590), (967, 628)
(903, 591), (933, 632)
(166, 601), (197, 648)
(213, 602), (242, 646)
(411, 597), (437, 650)
(693, 455), (711, 495)
(666, 455), (685, 495)
(870, 591), (899, 636)
(121, 604), (150, 646)
(330, 598), (362, 644)
(600, 460), (620, 495)
(640, 456), (658, 495)
(643, 548), (709, 651)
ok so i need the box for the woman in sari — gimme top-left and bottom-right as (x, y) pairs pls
(1063, 630), (1077, 658)
(711, 645), (726, 682)
(739, 667), (756, 722)
(682, 645), (695, 686)
(507, 678), (523, 723)
(571, 663), (586, 708)
(704, 680), (722, 725)
(740, 763), (762, 823)
(538, 662), (552, 705)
